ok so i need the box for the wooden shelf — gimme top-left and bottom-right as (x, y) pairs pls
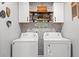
(29, 11), (53, 22)
(30, 11), (53, 14)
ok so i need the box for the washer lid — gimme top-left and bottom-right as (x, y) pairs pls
(44, 38), (71, 44)
(20, 32), (38, 38)
(44, 38), (70, 41)
(13, 37), (38, 43)
(44, 32), (62, 40)
(43, 32), (71, 42)
(13, 32), (38, 43)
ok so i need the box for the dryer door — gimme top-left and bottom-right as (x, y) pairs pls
(46, 43), (69, 57)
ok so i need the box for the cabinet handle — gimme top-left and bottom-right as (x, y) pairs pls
(48, 44), (50, 47)
(27, 17), (28, 21)
(13, 42), (15, 45)
(55, 17), (56, 21)
(48, 44), (51, 54)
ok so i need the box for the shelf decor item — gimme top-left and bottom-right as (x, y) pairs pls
(0, 10), (6, 18)
(37, 3), (47, 12)
(2, 2), (5, 4)
(6, 20), (12, 28)
(6, 7), (11, 17)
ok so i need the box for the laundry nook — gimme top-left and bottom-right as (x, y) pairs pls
(0, 1), (79, 57)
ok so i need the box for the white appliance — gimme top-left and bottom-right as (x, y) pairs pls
(27, 28), (53, 55)
(43, 32), (71, 57)
(12, 32), (38, 57)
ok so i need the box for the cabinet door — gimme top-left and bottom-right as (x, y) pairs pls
(19, 2), (29, 23)
(53, 2), (64, 23)
(46, 43), (69, 57)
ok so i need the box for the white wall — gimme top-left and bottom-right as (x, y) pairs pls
(62, 3), (79, 57)
(0, 2), (21, 57)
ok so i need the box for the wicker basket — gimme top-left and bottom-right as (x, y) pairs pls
(37, 4), (47, 12)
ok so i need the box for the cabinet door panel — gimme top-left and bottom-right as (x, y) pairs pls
(44, 42), (70, 57)
(47, 44), (68, 57)
(53, 3), (64, 23)
(19, 2), (29, 23)
(12, 42), (38, 57)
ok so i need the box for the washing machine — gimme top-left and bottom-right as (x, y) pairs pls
(43, 32), (71, 57)
(12, 32), (38, 57)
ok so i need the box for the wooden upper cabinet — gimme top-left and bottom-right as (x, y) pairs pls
(71, 2), (79, 19)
